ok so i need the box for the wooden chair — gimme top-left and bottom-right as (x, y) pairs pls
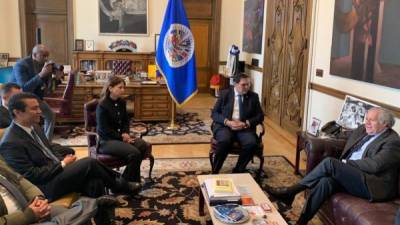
(84, 99), (154, 181)
(209, 123), (265, 182)
(44, 72), (75, 117)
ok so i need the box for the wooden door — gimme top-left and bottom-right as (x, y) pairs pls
(262, 0), (312, 134)
(19, 0), (73, 64)
(190, 20), (212, 92)
(184, 0), (221, 93)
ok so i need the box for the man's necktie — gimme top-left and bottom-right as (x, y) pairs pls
(238, 94), (244, 121)
(0, 175), (28, 208)
(346, 134), (374, 159)
(30, 129), (60, 163)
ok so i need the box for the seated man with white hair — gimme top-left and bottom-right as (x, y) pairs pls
(266, 107), (400, 225)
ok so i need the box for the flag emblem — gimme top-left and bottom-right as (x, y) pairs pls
(163, 24), (195, 68)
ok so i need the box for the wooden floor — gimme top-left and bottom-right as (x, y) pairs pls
(74, 93), (306, 169)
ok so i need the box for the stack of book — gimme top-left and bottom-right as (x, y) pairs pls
(202, 178), (241, 206)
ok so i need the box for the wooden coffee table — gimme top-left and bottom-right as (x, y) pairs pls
(197, 173), (288, 225)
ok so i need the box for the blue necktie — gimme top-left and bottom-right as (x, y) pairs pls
(238, 94), (244, 121)
(347, 135), (374, 159)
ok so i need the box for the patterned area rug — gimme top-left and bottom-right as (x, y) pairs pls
(52, 110), (212, 146)
(107, 156), (322, 225)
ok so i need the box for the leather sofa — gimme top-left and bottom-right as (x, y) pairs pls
(303, 135), (399, 225)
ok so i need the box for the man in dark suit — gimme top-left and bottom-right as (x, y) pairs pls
(0, 83), (22, 128)
(267, 107), (400, 225)
(0, 92), (141, 201)
(12, 44), (58, 140)
(211, 73), (264, 173)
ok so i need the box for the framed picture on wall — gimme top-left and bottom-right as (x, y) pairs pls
(99, 0), (148, 35)
(0, 53), (9, 67)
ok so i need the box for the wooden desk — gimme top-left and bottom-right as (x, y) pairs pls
(197, 174), (287, 225)
(56, 81), (173, 123)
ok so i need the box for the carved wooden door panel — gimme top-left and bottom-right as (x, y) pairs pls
(280, 0), (310, 133)
(263, 0), (311, 134)
(264, 0), (288, 123)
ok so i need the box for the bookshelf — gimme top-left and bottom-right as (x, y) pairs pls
(72, 51), (155, 73)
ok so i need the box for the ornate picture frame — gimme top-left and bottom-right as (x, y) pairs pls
(99, 0), (148, 36)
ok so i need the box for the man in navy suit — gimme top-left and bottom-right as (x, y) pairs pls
(0, 92), (141, 201)
(211, 73), (264, 173)
(12, 44), (57, 140)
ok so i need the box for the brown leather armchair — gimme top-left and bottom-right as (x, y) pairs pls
(84, 99), (154, 181)
(209, 122), (265, 182)
(44, 72), (75, 117)
(303, 134), (399, 225)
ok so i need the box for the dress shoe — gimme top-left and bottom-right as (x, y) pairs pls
(127, 181), (142, 195)
(97, 195), (119, 207)
(265, 184), (306, 207)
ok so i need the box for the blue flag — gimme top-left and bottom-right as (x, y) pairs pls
(156, 0), (197, 106)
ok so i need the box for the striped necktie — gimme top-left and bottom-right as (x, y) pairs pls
(30, 129), (60, 163)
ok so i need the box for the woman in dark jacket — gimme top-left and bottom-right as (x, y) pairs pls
(96, 76), (147, 182)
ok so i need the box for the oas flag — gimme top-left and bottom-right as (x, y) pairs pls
(156, 0), (197, 106)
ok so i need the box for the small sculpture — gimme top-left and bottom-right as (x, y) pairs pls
(109, 40), (137, 52)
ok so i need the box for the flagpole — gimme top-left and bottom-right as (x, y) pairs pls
(167, 101), (179, 130)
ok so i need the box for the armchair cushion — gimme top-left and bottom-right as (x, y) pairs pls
(304, 136), (347, 173)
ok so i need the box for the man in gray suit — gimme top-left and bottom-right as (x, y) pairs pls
(267, 107), (400, 225)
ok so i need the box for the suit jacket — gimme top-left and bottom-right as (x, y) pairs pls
(340, 126), (400, 201)
(0, 122), (74, 191)
(0, 157), (42, 225)
(0, 106), (11, 129)
(12, 56), (48, 99)
(211, 88), (264, 132)
(96, 96), (130, 142)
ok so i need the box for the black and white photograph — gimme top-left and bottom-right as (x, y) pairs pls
(308, 117), (321, 136)
(99, 0), (148, 35)
(337, 95), (377, 129)
(0, 53), (9, 67)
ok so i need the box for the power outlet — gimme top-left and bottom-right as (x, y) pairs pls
(316, 69), (323, 77)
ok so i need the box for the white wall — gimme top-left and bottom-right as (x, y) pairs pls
(0, 0), (21, 57)
(219, 0), (266, 97)
(306, 0), (400, 132)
